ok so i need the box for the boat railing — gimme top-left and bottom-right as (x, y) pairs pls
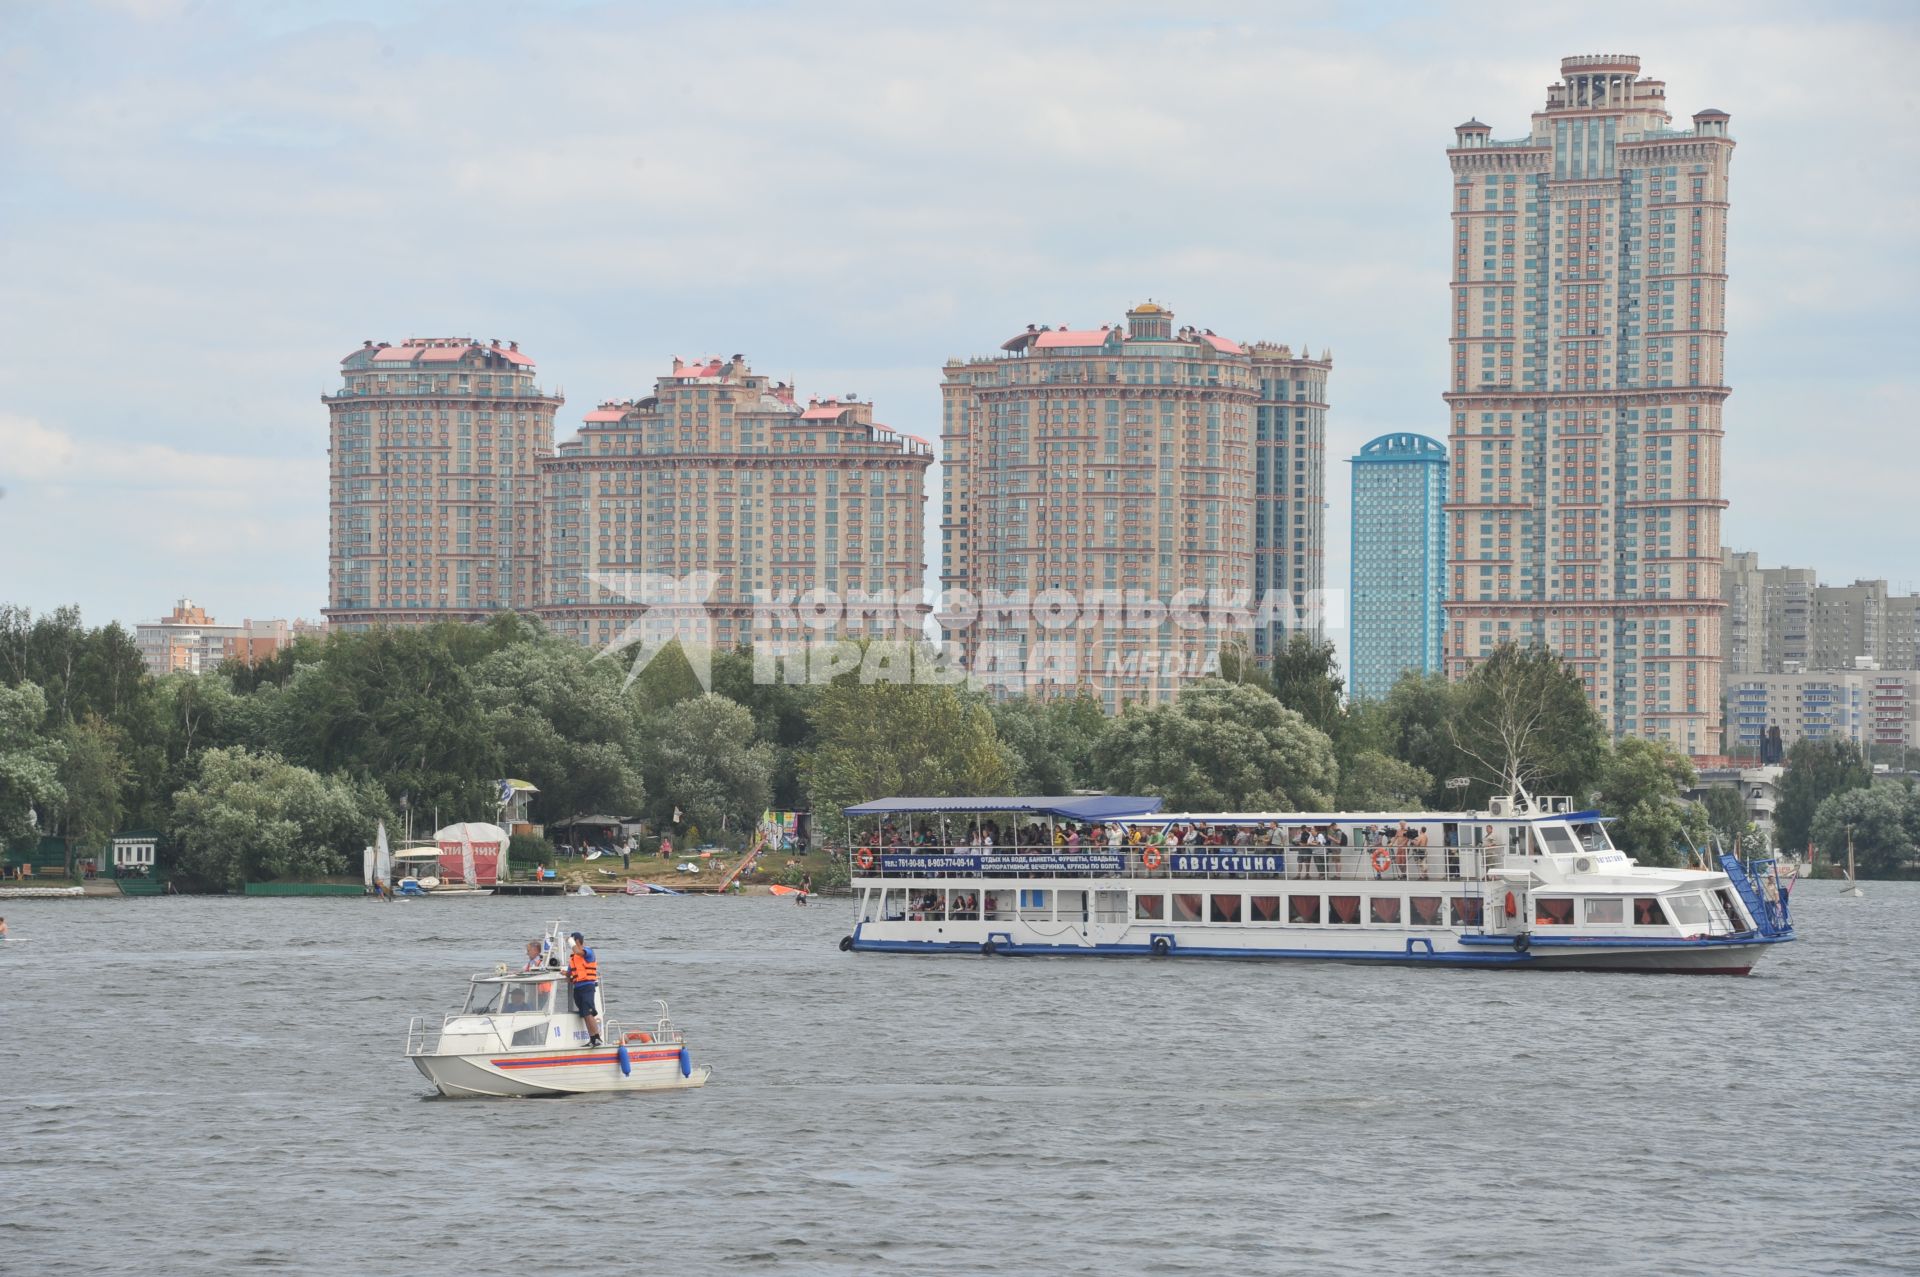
(845, 843), (1496, 883)
(405, 1013), (516, 1056)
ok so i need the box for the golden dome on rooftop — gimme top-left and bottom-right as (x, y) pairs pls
(1130, 301), (1164, 313)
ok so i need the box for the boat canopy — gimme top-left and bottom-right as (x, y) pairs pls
(841, 796), (1162, 821)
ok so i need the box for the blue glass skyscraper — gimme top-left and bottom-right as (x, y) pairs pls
(1349, 433), (1447, 700)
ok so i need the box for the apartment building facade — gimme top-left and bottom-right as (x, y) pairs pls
(324, 338), (562, 628)
(537, 356), (931, 651)
(1443, 54), (1732, 757)
(939, 302), (1327, 708)
(1727, 667), (1920, 754)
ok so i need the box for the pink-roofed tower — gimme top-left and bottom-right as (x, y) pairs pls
(324, 338), (562, 627)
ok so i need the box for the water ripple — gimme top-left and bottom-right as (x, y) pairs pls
(0, 886), (1915, 1274)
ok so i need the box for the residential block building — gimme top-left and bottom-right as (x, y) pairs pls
(1721, 551), (1920, 675)
(536, 355), (932, 650)
(324, 338), (562, 628)
(1443, 54), (1733, 757)
(939, 302), (1328, 709)
(1721, 550), (1815, 677)
(1349, 433), (1448, 701)
(1728, 667), (1920, 754)
(135, 600), (321, 676)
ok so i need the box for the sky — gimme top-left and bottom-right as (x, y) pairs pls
(1, 0), (1915, 656)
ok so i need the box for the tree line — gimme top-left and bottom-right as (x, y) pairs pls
(8, 602), (1887, 886)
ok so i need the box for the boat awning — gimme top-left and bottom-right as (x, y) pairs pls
(841, 796), (1163, 821)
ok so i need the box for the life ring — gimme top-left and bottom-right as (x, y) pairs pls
(1371, 848), (1392, 874)
(854, 847), (874, 870)
(1503, 891), (1517, 918)
(623, 1030), (652, 1044)
(1141, 848), (1164, 870)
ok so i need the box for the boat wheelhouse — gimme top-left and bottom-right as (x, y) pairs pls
(836, 795), (1795, 975)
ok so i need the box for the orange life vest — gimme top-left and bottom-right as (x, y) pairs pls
(568, 950), (598, 984)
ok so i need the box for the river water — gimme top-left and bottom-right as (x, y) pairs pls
(3, 883), (1916, 1275)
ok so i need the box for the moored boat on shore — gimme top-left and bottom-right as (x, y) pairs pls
(836, 795), (1795, 975)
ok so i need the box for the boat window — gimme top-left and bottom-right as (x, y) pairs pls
(510, 1021), (547, 1048)
(1134, 893), (1165, 921)
(463, 982), (507, 1015)
(1209, 894), (1241, 923)
(1537, 824), (1581, 856)
(1667, 894), (1710, 928)
(1172, 893), (1203, 923)
(501, 981), (555, 1015)
(879, 888), (906, 920)
(1584, 898), (1624, 925)
(1534, 898), (1575, 926)
(1451, 897), (1484, 926)
(1288, 895), (1321, 924)
(1249, 895), (1281, 923)
(1018, 889), (1049, 910)
(1714, 888), (1749, 930)
(1409, 896), (1443, 927)
(1571, 821), (1612, 851)
(1632, 897), (1665, 926)
(1370, 897), (1402, 924)
(1327, 895), (1361, 925)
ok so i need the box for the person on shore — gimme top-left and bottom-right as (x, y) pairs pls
(567, 932), (603, 1047)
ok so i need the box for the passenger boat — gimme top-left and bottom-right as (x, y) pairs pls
(835, 795), (1796, 975)
(403, 920), (712, 1097)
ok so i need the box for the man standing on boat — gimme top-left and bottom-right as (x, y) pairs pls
(567, 931), (604, 1047)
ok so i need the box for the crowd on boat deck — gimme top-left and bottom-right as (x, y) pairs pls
(855, 818), (1511, 880)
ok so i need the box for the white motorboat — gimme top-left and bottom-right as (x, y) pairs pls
(404, 920), (711, 1098)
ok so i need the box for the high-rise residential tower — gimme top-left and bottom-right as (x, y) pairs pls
(1349, 433), (1448, 701)
(940, 303), (1327, 709)
(1444, 55), (1732, 756)
(325, 338), (561, 628)
(537, 355), (931, 651)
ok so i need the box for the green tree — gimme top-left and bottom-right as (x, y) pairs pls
(1336, 749), (1433, 811)
(0, 681), (65, 851)
(170, 746), (388, 889)
(1698, 785), (1751, 851)
(1094, 679), (1337, 811)
(470, 638), (645, 822)
(992, 694), (1110, 795)
(1451, 644), (1608, 806)
(1266, 633), (1345, 738)
(266, 625), (503, 819)
(1598, 737), (1709, 867)
(1809, 784), (1919, 878)
(55, 713), (130, 874)
(710, 645), (820, 810)
(1377, 672), (1472, 807)
(0, 605), (150, 730)
(645, 695), (774, 840)
(1775, 738), (1870, 858)
(803, 681), (1011, 824)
